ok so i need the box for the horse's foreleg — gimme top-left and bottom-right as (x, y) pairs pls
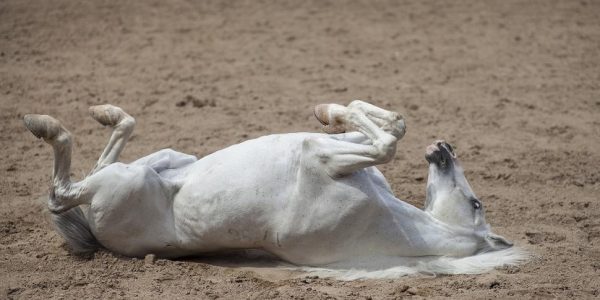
(24, 115), (92, 213)
(315, 100), (406, 139)
(347, 100), (406, 139)
(89, 105), (135, 173)
(306, 102), (405, 177)
(303, 137), (393, 177)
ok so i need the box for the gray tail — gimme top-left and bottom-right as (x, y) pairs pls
(51, 206), (100, 256)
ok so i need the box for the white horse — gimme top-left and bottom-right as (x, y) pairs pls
(23, 100), (526, 279)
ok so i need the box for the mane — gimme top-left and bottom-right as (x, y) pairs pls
(296, 247), (530, 280)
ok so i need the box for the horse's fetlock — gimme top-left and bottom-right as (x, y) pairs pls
(119, 116), (136, 128)
(54, 131), (72, 145)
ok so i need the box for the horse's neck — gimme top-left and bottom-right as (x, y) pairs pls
(379, 195), (481, 257)
(421, 214), (481, 256)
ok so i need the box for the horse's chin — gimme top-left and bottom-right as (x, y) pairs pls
(474, 231), (514, 254)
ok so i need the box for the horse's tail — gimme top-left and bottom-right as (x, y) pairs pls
(51, 206), (100, 256)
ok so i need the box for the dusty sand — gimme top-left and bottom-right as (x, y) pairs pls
(1, 0), (599, 298)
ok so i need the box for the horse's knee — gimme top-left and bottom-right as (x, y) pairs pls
(373, 134), (398, 164)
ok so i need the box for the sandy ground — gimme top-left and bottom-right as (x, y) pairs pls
(1, 0), (599, 298)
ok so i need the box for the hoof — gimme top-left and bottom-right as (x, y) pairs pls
(314, 104), (331, 126)
(23, 114), (62, 140)
(89, 104), (129, 127)
(314, 104), (346, 134)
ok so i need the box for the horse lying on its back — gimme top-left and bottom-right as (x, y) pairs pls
(23, 100), (527, 279)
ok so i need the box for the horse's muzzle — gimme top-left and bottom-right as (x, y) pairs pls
(425, 140), (457, 169)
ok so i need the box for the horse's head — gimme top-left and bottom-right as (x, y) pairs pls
(424, 140), (512, 252)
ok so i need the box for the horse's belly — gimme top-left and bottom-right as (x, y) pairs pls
(172, 133), (310, 251)
(170, 132), (396, 263)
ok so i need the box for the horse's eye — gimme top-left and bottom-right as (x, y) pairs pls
(471, 199), (482, 210)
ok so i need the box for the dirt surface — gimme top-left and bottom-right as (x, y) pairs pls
(1, 0), (599, 299)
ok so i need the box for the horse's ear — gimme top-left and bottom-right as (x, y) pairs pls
(485, 232), (513, 250)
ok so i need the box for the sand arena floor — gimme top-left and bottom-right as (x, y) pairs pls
(1, 0), (599, 298)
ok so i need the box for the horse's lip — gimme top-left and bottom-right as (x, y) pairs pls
(425, 152), (443, 165)
(425, 144), (439, 157)
(425, 141), (456, 165)
(425, 149), (439, 164)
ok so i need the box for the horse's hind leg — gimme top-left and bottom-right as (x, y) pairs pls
(90, 104), (197, 174)
(88, 104), (135, 173)
(23, 115), (92, 213)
